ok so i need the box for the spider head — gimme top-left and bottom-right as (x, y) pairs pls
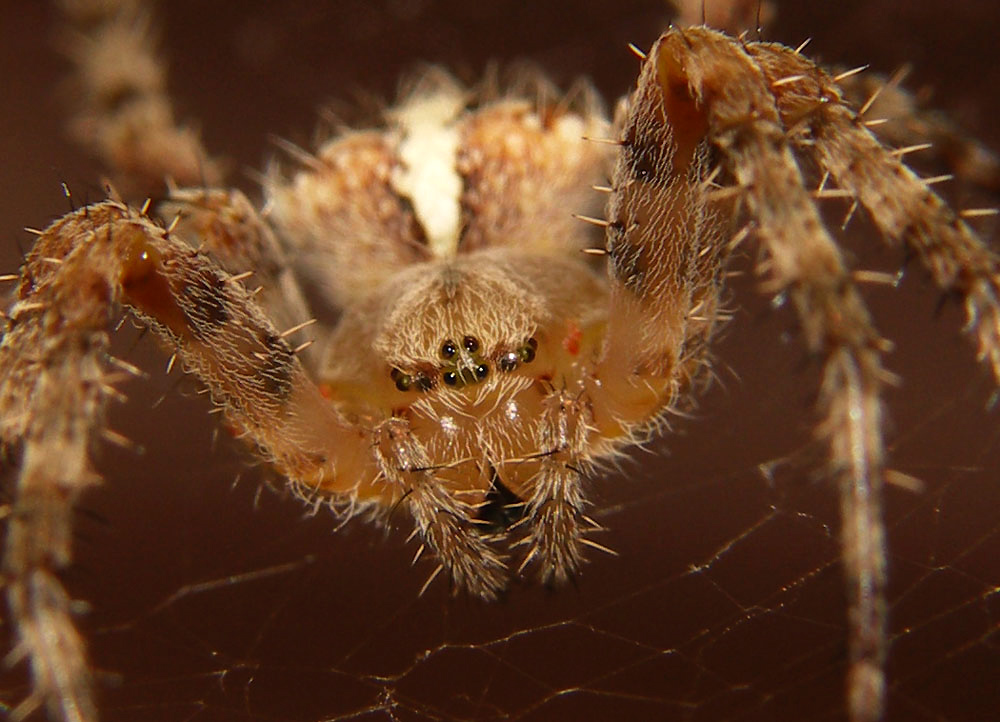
(375, 255), (545, 392)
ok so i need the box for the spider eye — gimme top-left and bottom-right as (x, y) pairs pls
(415, 373), (433, 392)
(441, 340), (457, 359)
(499, 352), (519, 372)
(442, 370), (458, 386)
(519, 338), (537, 363)
(475, 363), (489, 380)
(463, 335), (480, 353)
(390, 368), (412, 391)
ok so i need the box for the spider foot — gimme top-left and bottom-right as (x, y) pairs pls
(373, 419), (508, 599)
(414, 507), (507, 600)
(515, 465), (593, 586)
(517, 499), (587, 585)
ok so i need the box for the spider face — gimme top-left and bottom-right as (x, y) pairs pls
(320, 239), (613, 515)
(370, 254), (551, 374)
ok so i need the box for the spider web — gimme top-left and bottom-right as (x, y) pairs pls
(2, 2), (999, 721)
(41, 270), (999, 722)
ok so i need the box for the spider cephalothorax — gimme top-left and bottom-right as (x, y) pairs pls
(3, 3), (999, 722)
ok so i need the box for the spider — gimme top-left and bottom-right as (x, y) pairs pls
(2, 2), (999, 722)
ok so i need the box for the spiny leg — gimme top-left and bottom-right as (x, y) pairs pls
(372, 417), (508, 600)
(748, 42), (1000, 385)
(633, 28), (895, 722)
(1, 228), (114, 722)
(57, 0), (223, 196)
(587, 42), (728, 440)
(567, 19), (735, 583)
(157, 188), (315, 362)
(545, 33), (732, 584)
(834, 67), (1000, 193)
(515, 387), (605, 586)
(0, 201), (377, 722)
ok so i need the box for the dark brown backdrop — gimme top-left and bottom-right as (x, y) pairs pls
(2, 2), (999, 721)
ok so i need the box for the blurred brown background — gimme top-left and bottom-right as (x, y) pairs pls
(2, 1), (999, 720)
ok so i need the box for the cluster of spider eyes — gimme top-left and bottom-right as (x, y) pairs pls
(390, 336), (538, 392)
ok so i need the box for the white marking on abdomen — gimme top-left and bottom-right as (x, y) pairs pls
(390, 87), (464, 259)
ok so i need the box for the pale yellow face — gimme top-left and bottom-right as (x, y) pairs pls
(315, 241), (610, 504)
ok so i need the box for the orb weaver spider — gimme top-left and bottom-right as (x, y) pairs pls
(2, 2), (998, 721)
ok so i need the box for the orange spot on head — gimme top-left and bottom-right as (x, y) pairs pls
(318, 383), (334, 400)
(563, 320), (582, 356)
